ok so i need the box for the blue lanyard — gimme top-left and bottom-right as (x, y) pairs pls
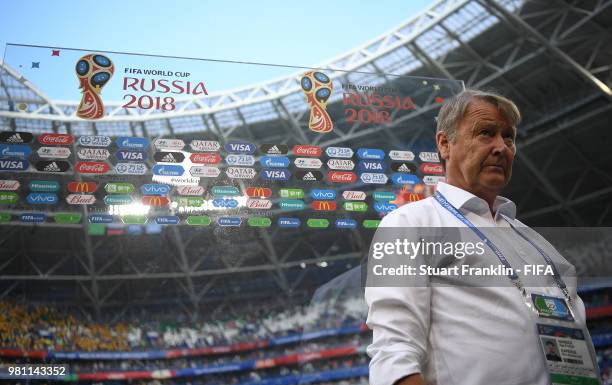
(434, 191), (570, 302)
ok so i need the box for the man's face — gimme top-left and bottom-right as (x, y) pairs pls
(438, 99), (516, 197)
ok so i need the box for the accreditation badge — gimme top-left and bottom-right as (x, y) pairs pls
(530, 293), (601, 385)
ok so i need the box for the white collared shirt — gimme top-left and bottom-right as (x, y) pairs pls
(365, 182), (587, 385)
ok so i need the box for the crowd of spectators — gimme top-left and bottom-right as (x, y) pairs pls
(0, 296), (367, 352)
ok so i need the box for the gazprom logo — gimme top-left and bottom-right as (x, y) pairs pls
(116, 136), (149, 149)
(152, 164), (184, 176)
(278, 217), (301, 228)
(391, 173), (420, 185)
(0, 144), (32, 158)
(310, 189), (336, 200)
(357, 148), (385, 160)
(140, 184), (171, 196)
(260, 156), (290, 168)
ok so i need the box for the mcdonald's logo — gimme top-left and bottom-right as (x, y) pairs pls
(407, 192), (424, 202)
(67, 181), (97, 193)
(142, 195), (169, 206)
(246, 187), (272, 198)
(312, 200), (337, 211)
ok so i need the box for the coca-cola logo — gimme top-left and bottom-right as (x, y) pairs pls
(328, 171), (357, 183)
(76, 161), (110, 174)
(420, 163), (445, 175)
(38, 133), (74, 145)
(292, 145), (322, 157)
(190, 153), (221, 164)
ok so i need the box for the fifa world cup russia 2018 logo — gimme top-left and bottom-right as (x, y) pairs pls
(300, 71), (333, 133)
(75, 54), (114, 120)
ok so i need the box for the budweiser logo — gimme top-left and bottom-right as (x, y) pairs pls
(342, 191), (366, 200)
(292, 145), (321, 157)
(176, 186), (205, 196)
(247, 198), (272, 209)
(0, 180), (20, 191)
(38, 133), (73, 145)
(66, 194), (96, 205)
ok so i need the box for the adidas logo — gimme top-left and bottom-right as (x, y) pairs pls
(268, 145), (281, 154)
(303, 172), (316, 181)
(6, 133), (23, 143)
(161, 153), (177, 162)
(44, 162), (61, 172)
(398, 164), (411, 172)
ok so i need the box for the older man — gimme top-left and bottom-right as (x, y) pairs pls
(365, 89), (600, 385)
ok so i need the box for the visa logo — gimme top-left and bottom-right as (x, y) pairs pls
(0, 159), (29, 171)
(116, 150), (147, 161)
(358, 160), (385, 171)
(260, 168), (290, 181)
(224, 141), (256, 154)
(311, 189), (336, 200)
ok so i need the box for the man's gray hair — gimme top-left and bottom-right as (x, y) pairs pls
(436, 88), (521, 142)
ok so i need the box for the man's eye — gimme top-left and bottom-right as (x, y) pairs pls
(479, 129), (493, 136)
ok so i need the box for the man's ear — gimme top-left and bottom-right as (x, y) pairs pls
(436, 131), (450, 163)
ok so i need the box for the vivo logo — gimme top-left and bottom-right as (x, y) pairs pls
(140, 184), (170, 196)
(374, 201), (398, 213)
(260, 156), (290, 168)
(212, 198), (239, 208)
(26, 193), (58, 205)
(311, 189), (336, 200)
(224, 141), (256, 154)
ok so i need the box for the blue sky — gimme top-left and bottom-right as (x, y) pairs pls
(1, 0), (433, 94)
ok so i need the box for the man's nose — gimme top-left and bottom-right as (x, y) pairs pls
(491, 133), (507, 154)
